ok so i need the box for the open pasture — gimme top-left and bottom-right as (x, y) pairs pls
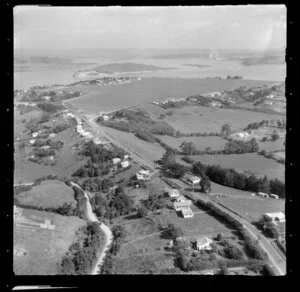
(161, 106), (283, 133)
(14, 127), (88, 184)
(16, 179), (76, 209)
(189, 153), (285, 181)
(103, 126), (165, 163)
(14, 208), (86, 275)
(158, 135), (227, 151)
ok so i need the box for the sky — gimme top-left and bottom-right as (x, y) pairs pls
(14, 5), (286, 51)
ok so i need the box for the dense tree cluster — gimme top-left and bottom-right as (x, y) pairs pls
(223, 138), (259, 154)
(192, 161), (285, 198)
(256, 215), (280, 239)
(72, 142), (125, 178)
(59, 222), (105, 275)
(135, 131), (156, 143)
(100, 109), (175, 136)
(142, 193), (170, 212)
(90, 186), (135, 220)
(36, 102), (65, 113)
(100, 225), (126, 274)
(81, 178), (114, 193)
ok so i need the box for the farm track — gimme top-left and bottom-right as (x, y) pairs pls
(70, 181), (113, 275)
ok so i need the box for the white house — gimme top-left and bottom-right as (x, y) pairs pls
(49, 133), (56, 138)
(32, 132), (39, 138)
(121, 160), (130, 168)
(184, 173), (201, 186)
(269, 194), (279, 200)
(265, 212), (285, 224)
(166, 188), (180, 198)
(136, 170), (151, 181)
(113, 158), (121, 165)
(124, 154), (130, 160)
(29, 139), (35, 144)
(102, 115), (110, 121)
(193, 236), (213, 250)
(181, 208), (194, 218)
(174, 200), (192, 211)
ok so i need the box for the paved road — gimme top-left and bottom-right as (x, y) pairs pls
(63, 102), (286, 276)
(63, 101), (158, 174)
(70, 182), (113, 275)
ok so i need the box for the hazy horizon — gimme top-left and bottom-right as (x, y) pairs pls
(14, 5), (286, 52)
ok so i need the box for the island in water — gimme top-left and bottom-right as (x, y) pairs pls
(73, 62), (177, 78)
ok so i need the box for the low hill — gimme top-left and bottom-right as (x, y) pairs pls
(16, 180), (77, 209)
(92, 63), (175, 73)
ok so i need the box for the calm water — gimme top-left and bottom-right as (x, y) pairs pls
(68, 77), (272, 114)
(14, 56), (286, 90)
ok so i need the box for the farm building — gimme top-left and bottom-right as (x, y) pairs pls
(165, 188), (180, 198)
(174, 200), (192, 211)
(112, 158), (122, 164)
(265, 212), (285, 225)
(121, 160), (130, 168)
(136, 170), (151, 181)
(257, 192), (269, 198)
(192, 236), (213, 251)
(269, 194), (279, 199)
(181, 207), (194, 218)
(183, 173), (201, 186)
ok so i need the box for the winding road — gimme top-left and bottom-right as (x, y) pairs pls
(63, 101), (286, 276)
(70, 181), (113, 275)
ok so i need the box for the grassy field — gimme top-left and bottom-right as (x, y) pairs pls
(14, 208), (86, 275)
(158, 135), (227, 151)
(16, 180), (76, 209)
(160, 106), (283, 133)
(103, 126), (165, 163)
(184, 153), (285, 181)
(14, 127), (88, 184)
(14, 108), (43, 139)
(68, 78), (273, 114)
(209, 182), (285, 222)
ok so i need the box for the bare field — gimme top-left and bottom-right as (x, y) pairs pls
(14, 208), (86, 275)
(158, 135), (227, 151)
(16, 180), (76, 209)
(187, 153), (284, 181)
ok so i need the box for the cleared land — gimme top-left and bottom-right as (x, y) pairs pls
(158, 136), (227, 151)
(102, 126), (165, 163)
(161, 106), (283, 133)
(14, 208), (86, 275)
(68, 78), (273, 114)
(183, 153), (284, 181)
(14, 126), (88, 184)
(16, 180), (76, 209)
(210, 182), (285, 222)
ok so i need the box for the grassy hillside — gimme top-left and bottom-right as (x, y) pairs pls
(14, 208), (86, 275)
(16, 180), (77, 209)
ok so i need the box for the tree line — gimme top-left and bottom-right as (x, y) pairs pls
(59, 222), (105, 275)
